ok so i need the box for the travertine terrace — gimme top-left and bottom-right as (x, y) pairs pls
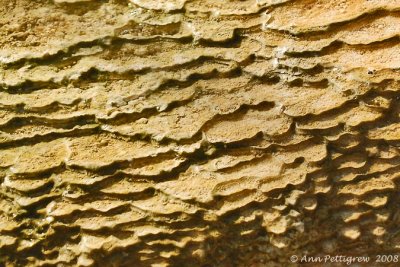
(1, 0), (400, 266)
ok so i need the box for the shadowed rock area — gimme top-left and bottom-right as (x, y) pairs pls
(1, 0), (400, 266)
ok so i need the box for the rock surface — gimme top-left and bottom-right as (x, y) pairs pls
(1, 0), (400, 266)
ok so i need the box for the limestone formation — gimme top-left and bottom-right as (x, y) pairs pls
(1, 0), (400, 266)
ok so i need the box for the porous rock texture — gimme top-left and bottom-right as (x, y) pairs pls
(1, 0), (400, 266)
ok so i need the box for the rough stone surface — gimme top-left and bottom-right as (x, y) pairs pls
(1, 0), (400, 266)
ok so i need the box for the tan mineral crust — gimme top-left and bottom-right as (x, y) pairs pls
(1, 0), (400, 266)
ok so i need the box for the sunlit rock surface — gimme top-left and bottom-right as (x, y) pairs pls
(1, 0), (400, 266)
